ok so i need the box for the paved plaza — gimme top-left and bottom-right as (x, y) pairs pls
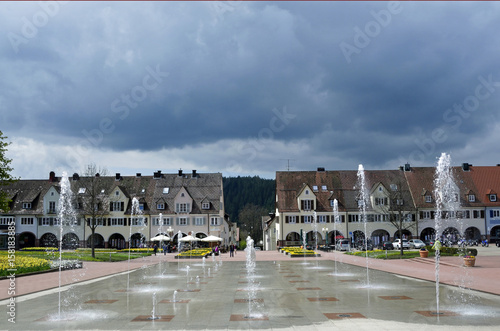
(1, 248), (500, 330)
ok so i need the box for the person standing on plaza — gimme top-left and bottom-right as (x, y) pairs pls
(153, 243), (158, 256)
(229, 243), (234, 257)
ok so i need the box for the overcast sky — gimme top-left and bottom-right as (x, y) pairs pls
(2, 1), (500, 179)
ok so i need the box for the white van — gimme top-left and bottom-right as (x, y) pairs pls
(336, 239), (350, 251)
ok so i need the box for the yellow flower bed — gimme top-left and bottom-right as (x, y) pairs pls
(0, 255), (51, 276)
(281, 247), (317, 255)
(117, 248), (154, 253)
(177, 248), (212, 257)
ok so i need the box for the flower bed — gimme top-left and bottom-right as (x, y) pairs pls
(280, 247), (321, 258)
(76, 248), (118, 253)
(0, 255), (51, 277)
(175, 248), (212, 259)
(117, 248), (154, 253)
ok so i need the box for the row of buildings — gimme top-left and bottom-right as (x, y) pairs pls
(263, 163), (500, 250)
(0, 169), (237, 250)
(2, 163), (500, 251)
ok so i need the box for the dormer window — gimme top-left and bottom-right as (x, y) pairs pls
(321, 185), (327, 191)
(163, 187), (169, 194)
(78, 187), (86, 194)
(157, 203), (165, 210)
(468, 194), (476, 202)
(425, 195), (432, 203)
(490, 194), (497, 202)
(23, 202), (32, 209)
(375, 197), (388, 205)
(312, 186), (318, 192)
(202, 202), (210, 210)
(390, 184), (397, 191)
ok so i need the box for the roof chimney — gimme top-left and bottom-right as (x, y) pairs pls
(317, 167), (325, 172)
(192, 170), (197, 178)
(153, 170), (162, 179)
(462, 163), (470, 171)
(115, 173), (121, 180)
(136, 173), (141, 177)
(404, 163), (411, 172)
(178, 169), (183, 177)
(49, 171), (56, 182)
(72, 173), (80, 180)
(95, 173), (100, 177)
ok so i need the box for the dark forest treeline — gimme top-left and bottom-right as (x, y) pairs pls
(222, 176), (275, 224)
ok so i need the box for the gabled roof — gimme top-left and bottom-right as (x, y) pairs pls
(467, 166), (500, 207)
(276, 170), (344, 212)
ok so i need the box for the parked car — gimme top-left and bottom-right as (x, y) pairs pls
(379, 241), (394, 250)
(355, 239), (374, 251)
(408, 239), (425, 249)
(393, 239), (410, 250)
(336, 239), (351, 251)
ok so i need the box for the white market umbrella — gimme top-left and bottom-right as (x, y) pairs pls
(178, 235), (200, 242)
(200, 235), (223, 242)
(151, 234), (171, 241)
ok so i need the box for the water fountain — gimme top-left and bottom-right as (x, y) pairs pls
(433, 152), (460, 316)
(357, 164), (370, 287)
(243, 236), (263, 319)
(332, 199), (339, 274)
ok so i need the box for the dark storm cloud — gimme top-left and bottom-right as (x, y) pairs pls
(2, 1), (500, 178)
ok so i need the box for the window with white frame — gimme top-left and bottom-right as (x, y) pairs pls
(464, 210), (470, 218)
(195, 217), (204, 226)
(202, 202), (210, 210)
(0, 217), (14, 225)
(41, 218), (51, 226)
(321, 185), (327, 191)
(48, 201), (56, 213)
(318, 215), (327, 223)
(287, 216), (297, 224)
(469, 194), (476, 202)
(210, 217), (219, 226)
(22, 202), (32, 209)
(312, 185), (318, 192)
(157, 203), (165, 210)
(492, 210), (500, 218)
(301, 199), (313, 211)
(21, 217), (34, 225)
(303, 215), (312, 223)
(88, 218), (104, 226)
(110, 218), (124, 226)
(111, 202), (123, 211)
(176, 203), (189, 213)
(53, 218), (60, 226)
(425, 195), (432, 203)
(422, 211), (431, 219)
(490, 194), (497, 202)
(179, 217), (188, 226)
(375, 197), (388, 206)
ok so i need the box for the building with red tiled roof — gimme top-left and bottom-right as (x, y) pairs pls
(272, 163), (499, 250)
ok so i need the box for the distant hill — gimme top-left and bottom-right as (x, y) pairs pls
(222, 176), (275, 224)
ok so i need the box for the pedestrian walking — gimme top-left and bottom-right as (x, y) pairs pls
(229, 243), (234, 257)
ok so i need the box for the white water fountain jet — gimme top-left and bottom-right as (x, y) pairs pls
(433, 152), (460, 316)
(56, 172), (79, 320)
(333, 199), (339, 275)
(243, 236), (263, 319)
(177, 231), (183, 271)
(149, 292), (160, 320)
(357, 164), (370, 287)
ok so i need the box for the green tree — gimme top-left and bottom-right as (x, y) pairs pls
(0, 131), (17, 212)
(77, 163), (109, 258)
(238, 203), (268, 245)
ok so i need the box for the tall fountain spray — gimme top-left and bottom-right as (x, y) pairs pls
(433, 152), (460, 315)
(57, 172), (77, 319)
(333, 199), (339, 274)
(357, 164), (370, 287)
(244, 236), (260, 319)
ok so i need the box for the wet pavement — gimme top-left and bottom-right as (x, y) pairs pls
(1, 247), (500, 330)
